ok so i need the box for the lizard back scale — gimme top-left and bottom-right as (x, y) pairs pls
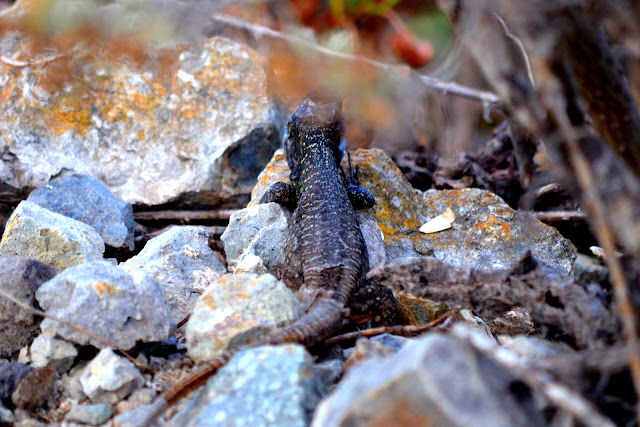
(143, 93), (375, 424)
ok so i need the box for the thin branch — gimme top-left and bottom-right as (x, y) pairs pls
(134, 209), (237, 222)
(533, 210), (587, 223)
(0, 288), (174, 382)
(326, 308), (459, 345)
(210, 14), (500, 106)
(564, 136), (640, 420)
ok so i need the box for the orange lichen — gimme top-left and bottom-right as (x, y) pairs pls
(95, 281), (119, 296)
(474, 215), (513, 240)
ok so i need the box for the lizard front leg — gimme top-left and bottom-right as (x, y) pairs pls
(259, 181), (298, 212)
(343, 151), (375, 210)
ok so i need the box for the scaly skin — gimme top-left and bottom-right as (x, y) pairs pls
(142, 93), (374, 425)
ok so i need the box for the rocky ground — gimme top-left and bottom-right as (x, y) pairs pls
(0, 4), (633, 427)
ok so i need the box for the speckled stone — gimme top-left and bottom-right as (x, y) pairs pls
(0, 201), (105, 273)
(122, 226), (227, 325)
(312, 333), (544, 426)
(186, 274), (298, 363)
(171, 345), (324, 427)
(65, 403), (114, 425)
(27, 174), (135, 250)
(221, 203), (291, 269)
(36, 261), (173, 350)
(250, 149), (576, 273)
(79, 349), (144, 405)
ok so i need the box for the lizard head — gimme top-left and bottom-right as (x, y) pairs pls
(284, 92), (346, 181)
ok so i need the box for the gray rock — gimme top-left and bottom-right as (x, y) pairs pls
(79, 349), (144, 405)
(122, 226), (226, 325)
(222, 203), (291, 269)
(0, 257), (56, 358)
(111, 403), (159, 427)
(234, 253), (267, 275)
(358, 215), (386, 268)
(30, 334), (78, 374)
(27, 174), (134, 250)
(36, 261), (173, 350)
(0, 401), (14, 423)
(0, 34), (282, 208)
(312, 333), (544, 427)
(171, 345), (324, 427)
(343, 334), (412, 371)
(0, 201), (105, 273)
(250, 149), (576, 273)
(186, 274), (298, 363)
(0, 362), (32, 408)
(65, 403), (114, 425)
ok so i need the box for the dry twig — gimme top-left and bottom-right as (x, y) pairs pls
(209, 14), (500, 106)
(326, 308), (459, 345)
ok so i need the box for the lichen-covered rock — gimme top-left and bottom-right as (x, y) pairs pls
(171, 345), (324, 427)
(122, 226), (227, 325)
(186, 274), (298, 363)
(0, 34), (283, 208)
(221, 203), (291, 269)
(0, 201), (105, 272)
(27, 174), (134, 250)
(79, 349), (144, 405)
(312, 333), (544, 426)
(251, 149), (576, 273)
(36, 261), (173, 350)
(0, 257), (56, 359)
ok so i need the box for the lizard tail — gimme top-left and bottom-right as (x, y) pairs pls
(264, 297), (347, 347)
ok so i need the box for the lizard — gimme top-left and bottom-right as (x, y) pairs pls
(142, 92), (376, 424)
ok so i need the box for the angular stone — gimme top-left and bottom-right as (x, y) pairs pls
(30, 334), (78, 374)
(27, 174), (134, 250)
(65, 403), (114, 426)
(36, 261), (173, 350)
(250, 149), (576, 273)
(221, 203), (291, 269)
(79, 349), (144, 405)
(171, 345), (323, 427)
(186, 274), (298, 363)
(11, 367), (56, 409)
(0, 257), (56, 359)
(0, 33), (282, 208)
(0, 201), (105, 273)
(312, 333), (544, 426)
(122, 226), (226, 325)
(0, 362), (32, 408)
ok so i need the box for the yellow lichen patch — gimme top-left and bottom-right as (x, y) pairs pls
(95, 281), (119, 296)
(396, 292), (450, 326)
(474, 215), (513, 240)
